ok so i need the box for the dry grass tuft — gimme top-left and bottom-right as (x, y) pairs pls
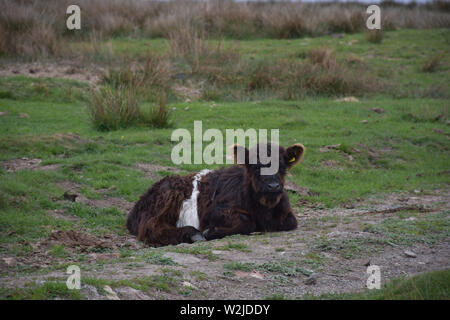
(0, 1), (65, 57)
(322, 7), (366, 33)
(168, 23), (209, 59)
(308, 48), (337, 69)
(168, 21), (241, 81)
(366, 30), (384, 44)
(101, 53), (172, 96)
(422, 52), (445, 73)
(245, 54), (376, 99)
(148, 91), (172, 128)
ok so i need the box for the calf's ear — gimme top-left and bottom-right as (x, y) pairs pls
(231, 144), (249, 165)
(285, 143), (305, 169)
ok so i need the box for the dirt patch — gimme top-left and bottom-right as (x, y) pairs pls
(163, 252), (203, 265)
(284, 180), (310, 196)
(0, 230), (146, 275)
(136, 163), (181, 180)
(47, 209), (80, 222)
(52, 133), (90, 143)
(1, 188), (449, 299)
(80, 197), (134, 213)
(335, 97), (359, 102)
(114, 286), (152, 300)
(371, 107), (386, 114)
(320, 160), (342, 170)
(362, 205), (432, 215)
(172, 82), (203, 101)
(319, 144), (341, 152)
(0, 61), (103, 85)
(1, 158), (59, 173)
(43, 230), (114, 251)
(58, 181), (134, 213)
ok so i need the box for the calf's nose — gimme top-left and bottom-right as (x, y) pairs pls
(268, 182), (281, 192)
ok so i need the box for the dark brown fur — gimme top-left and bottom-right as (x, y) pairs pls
(126, 143), (305, 246)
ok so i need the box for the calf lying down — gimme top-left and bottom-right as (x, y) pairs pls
(126, 143), (305, 246)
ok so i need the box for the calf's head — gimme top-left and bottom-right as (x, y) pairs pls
(232, 143), (305, 208)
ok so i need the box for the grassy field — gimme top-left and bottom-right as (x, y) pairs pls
(307, 269), (450, 300)
(0, 26), (449, 300)
(94, 28), (449, 93)
(67, 29), (450, 101)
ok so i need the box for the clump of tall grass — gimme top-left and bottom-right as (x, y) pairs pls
(283, 61), (374, 98)
(102, 64), (143, 89)
(245, 47), (373, 99)
(147, 92), (172, 128)
(88, 85), (140, 131)
(168, 23), (209, 59)
(168, 22), (241, 81)
(88, 85), (173, 131)
(91, 51), (175, 131)
(91, 55), (174, 131)
(244, 59), (374, 99)
(101, 53), (173, 102)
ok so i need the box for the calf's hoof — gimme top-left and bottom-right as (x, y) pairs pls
(191, 232), (206, 242)
(202, 228), (219, 241)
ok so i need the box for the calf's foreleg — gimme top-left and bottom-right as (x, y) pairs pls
(138, 217), (204, 246)
(203, 208), (256, 241)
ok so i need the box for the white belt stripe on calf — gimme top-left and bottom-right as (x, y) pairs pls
(176, 169), (211, 230)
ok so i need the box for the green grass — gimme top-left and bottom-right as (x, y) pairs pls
(0, 281), (84, 300)
(169, 243), (218, 261)
(309, 210), (450, 259)
(1, 96), (448, 210)
(84, 268), (181, 294)
(143, 251), (177, 266)
(223, 259), (312, 277)
(190, 271), (208, 281)
(312, 236), (386, 259)
(72, 29), (449, 100)
(48, 244), (68, 258)
(0, 76), (89, 103)
(309, 269), (450, 300)
(223, 261), (256, 272)
(366, 211), (450, 245)
(264, 293), (288, 300)
(215, 241), (250, 252)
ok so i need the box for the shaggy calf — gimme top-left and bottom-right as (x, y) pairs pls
(126, 143), (305, 246)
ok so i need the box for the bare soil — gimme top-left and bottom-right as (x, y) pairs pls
(1, 158), (59, 172)
(57, 181), (134, 213)
(0, 61), (103, 85)
(1, 187), (448, 300)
